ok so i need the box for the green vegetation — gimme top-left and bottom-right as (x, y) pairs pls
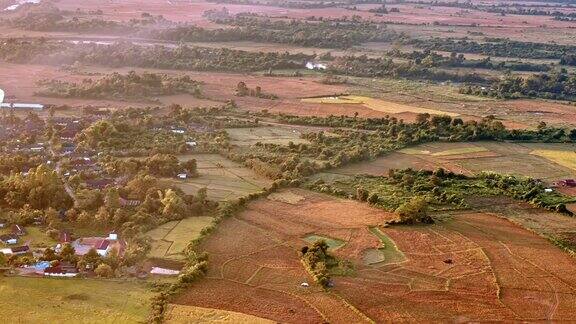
(36, 71), (202, 101)
(157, 13), (400, 49)
(303, 234), (345, 250)
(146, 216), (214, 259)
(307, 168), (576, 216)
(460, 72), (576, 101)
(0, 277), (153, 323)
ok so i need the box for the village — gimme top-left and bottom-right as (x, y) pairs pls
(0, 90), (214, 279)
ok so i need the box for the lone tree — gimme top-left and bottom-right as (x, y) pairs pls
(394, 196), (433, 224)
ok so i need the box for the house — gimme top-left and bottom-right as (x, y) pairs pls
(72, 232), (125, 257)
(85, 178), (114, 190)
(11, 245), (30, 255)
(0, 234), (18, 245)
(171, 127), (186, 134)
(96, 240), (110, 256)
(0, 219), (5, 228)
(150, 267), (180, 275)
(11, 224), (26, 236)
(177, 173), (188, 179)
(44, 262), (78, 277)
(186, 141), (197, 147)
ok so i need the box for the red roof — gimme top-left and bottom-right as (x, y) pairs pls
(96, 240), (110, 250)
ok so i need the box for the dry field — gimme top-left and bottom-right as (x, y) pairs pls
(302, 95), (459, 117)
(226, 126), (309, 146)
(330, 142), (576, 182)
(165, 304), (274, 323)
(172, 188), (576, 322)
(168, 154), (273, 201)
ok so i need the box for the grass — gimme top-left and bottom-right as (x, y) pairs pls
(0, 226), (57, 249)
(368, 226), (406, 265)
(146, 216), (214, 260)
(530, 149), (576, 172)
(0, 276), (152, 323)
(303, 234), (346, 251)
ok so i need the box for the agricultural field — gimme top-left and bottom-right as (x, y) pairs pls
(302, 95), (459, 117)
(328, 142), (576, 183)
(146, 216), (214, 260)
(0, 277), (153, 323)
(167, 154), (273, 201)
(172, 188), (576, 322)
(164, 304), (275, 323)
(226, 126), (308, 146)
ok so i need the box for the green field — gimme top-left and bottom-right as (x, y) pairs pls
(303, 234), (345, 251)
(170, 154), (273, 201)
(0, 277), (152, 323)
(0, 226), (57, 249)
(147, 216), (214, 260)
(365, 227), (406, 266)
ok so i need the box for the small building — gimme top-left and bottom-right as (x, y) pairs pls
(0, 234), (18, 245)
(11, 245), (30, 255)
(0, 219), (6, 228)
(150, 267), (180, 275)
(177, 173), (188, 179)
(44, 262), (78, 277)
(96, 240), (111, 256)
(11, 224), (26, 236)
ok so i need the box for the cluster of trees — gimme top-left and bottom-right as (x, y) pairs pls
(407, 37), (576, 60)
(388, 50), (551, 72)
(278, 112), (576, 143)
(105, 154), (198, 178)
(328, 54), (486, 83)
(75, 117), (225, 156)
(235, 82), (278, 99)
(0, 39), (310, 73)
(460, 72), (576, 101)
(301, 240), (335, 287)
(155, 14), (401, 49)
(307, 167), (575, 222)
(36, 71), (203, 100)
(0, 164), (73, 211)
(6, 10), (133, 34)
(204, 0), (345, 9)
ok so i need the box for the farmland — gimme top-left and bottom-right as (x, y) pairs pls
(146, 216), (214, 260)
(167, 154), (273, 201)
(302, 95), (459, 117)
(329, 142), (576, 182)
(0, 277), (153, 323)
(2, 0), (576, 321)
(171, 189), (576, 322)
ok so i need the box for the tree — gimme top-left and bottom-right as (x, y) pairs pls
(94, 263), (114, 278)
(356, 187), (369, 201)
(59, 243), (77, 263)
(104, 188), (121, 211)
(81, 248), (101, 270)
(394, 196), (432, 224)
(160, 189), (188, 220)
